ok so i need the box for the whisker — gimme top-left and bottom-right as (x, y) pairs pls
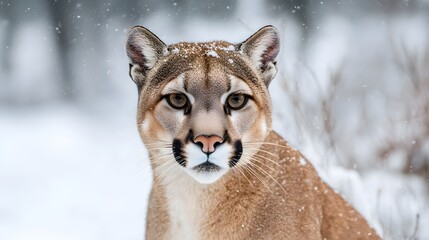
(240, 157), (274, 195)
(131, 156), (166, 177)
(240, 162), (261, 185)
(244, 142), (285, 146)
(232, 165), (254, 187)
(145, 147), (172, 152)
(144, 142), (172, 146)
(142, 137), (172, 143)
(244, 157), (277, 173)
(242, 156), (270, 188)
(144, 143), (173, 147)
(243, 146), (279, 159)
(149, 153), (174, 161)
(242, 152), (283, 169)
(153, 161), (175, 185)
(246, 160), (287, 195)
(153, 158), (173, 172)
(144, 145), (172, 149)
(244, 142), (293, 150)
(134, 153), (173, 174)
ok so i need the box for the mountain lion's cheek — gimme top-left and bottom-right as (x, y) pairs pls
(230, 105), (258, 134)
(138, 112), (172, 143)
(154, 104), (186, 135)
(241, 118), (268, 145)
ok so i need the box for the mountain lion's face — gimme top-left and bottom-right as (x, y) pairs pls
(127, 26), (280, 184)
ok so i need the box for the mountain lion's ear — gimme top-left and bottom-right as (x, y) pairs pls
(239, 25), (280, 86)
(126, 26), (167, 85)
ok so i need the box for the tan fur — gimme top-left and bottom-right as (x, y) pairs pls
(126, 26), (381, 240)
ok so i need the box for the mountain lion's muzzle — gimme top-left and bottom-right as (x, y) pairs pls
(172, 130), (243, 181)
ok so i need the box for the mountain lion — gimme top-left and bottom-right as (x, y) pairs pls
(126, 25), (380, 240)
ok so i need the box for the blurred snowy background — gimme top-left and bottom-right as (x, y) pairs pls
(0, 0), (428, 239)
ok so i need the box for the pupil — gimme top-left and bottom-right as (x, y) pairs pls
(232, 95), (241, 104)
(172, 94), (186, 107)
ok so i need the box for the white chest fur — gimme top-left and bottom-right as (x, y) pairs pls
(163, 171), (210, 240)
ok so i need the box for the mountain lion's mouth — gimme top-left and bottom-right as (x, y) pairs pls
(192, 161), (221, 173)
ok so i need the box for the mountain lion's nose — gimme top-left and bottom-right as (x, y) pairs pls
(194, 135), (223, 154)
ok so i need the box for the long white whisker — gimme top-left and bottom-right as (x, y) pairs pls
(242, 152), (283, 169)
(135, 153), (174, 174)
(244, 157), (277, 173)
(247, 160), (287, 195)
(244, 142), (291, 149)
(232, 165), (254, 187)
(153, 161), (176, 185)
(142, 137), (172, 143)
(144, 145), (172, 149)
(144, 142), (172, 146)
(243, 146), (280, 159)
(145, 147), (172, 152)
(149, 154), (174, 161)
(240, 157), (274, 195)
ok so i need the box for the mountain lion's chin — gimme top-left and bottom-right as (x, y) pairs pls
(185, 165), (228, 184)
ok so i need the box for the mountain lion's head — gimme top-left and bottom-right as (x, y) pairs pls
(126, 26), (280, 184)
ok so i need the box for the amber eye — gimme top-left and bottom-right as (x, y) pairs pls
(166, 93), (188, 109)
(226, 93), (248, 110)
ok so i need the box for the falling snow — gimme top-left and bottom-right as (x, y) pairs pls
(0, 1), (428, 240)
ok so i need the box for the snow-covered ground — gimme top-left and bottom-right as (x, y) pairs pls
(0, 104), (151, 240)
(1, 1), (429, 239)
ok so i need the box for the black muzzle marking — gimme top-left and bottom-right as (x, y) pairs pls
(172, 139), (186, 167)
(229, 140), (243, 167)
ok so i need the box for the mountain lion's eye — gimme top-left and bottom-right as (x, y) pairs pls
(166, 93), (188, 109)
(226, 93), (248, 110)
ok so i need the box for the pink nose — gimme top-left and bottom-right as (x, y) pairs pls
(194, 135), (223, 153)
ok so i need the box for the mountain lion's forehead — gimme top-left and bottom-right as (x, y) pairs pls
(168, 41), (239, 57)
(160, 64), (234, 97)
(165, 41), (261, 87)
(144, 41), (262, 96)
